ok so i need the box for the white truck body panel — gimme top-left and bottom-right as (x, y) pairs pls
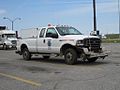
(18, 28), (39, 39)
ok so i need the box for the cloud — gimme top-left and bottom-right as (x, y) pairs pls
(54, 1), (118, 17)
(0, 9), (6, 15)
(45, 1), (91, 4)
(54, 5), (91, 17)
(97, 2), (118, 13)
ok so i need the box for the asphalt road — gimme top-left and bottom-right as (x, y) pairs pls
(0, 43), (120, 90)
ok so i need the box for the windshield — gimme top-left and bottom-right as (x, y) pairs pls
(3, 34), (16, 38)
(56, 27), (82, 36)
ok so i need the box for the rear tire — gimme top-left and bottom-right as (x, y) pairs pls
(64, 48), (77, 65)
(22, 48), (31, 60)
(87, 57), (98, 63)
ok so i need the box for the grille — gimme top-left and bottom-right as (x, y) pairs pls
(83, 38), (101, 52)
(11, 40), (17, 44)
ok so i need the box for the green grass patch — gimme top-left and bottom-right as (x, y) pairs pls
(102, 38), (120, 43)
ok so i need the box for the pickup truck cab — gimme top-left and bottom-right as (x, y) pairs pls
(16, 25), (108, 65)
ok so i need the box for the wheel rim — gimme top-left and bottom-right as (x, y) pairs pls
(3, 44), (7, 50)
(66, 52), (73, 61)
(23, 51), (28, 59)
(80, 53), (86, 61)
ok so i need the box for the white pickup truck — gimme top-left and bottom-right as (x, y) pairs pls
(16, 25), (108, 65)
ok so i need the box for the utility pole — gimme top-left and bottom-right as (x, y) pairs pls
(118, 0), (120, 38)
(91, 0), (99, 36)
(93, 0), (97, 31)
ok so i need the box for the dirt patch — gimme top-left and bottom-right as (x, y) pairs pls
(22, 66), (54, 73)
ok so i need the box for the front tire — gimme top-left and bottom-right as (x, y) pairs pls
(22, 48), (31, 60)
(3, 44), (8, 50)
(64, 48), (77, 65)
(87, 57), (98, 63)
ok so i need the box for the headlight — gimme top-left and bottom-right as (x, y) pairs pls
(11, 40), (17, 44)
(76, 40), (84, 46)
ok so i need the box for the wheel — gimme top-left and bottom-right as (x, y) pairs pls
(64, 48), (77, 65)
(3, 44), (8, 50)
(87, 57), (98, 63)
(22, 48), (31, 60)
(80, 53), (87, 62)
(43, 56), (50, 59)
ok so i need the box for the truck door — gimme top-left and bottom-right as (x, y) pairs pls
(37, 28), (47, 53)
(37, 27), (60, 53)
(45, 28), (60, 53)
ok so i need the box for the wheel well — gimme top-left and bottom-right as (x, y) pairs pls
(21, 44), (28, 52)
(60, 44), (77, 55)
(3, 43), (7, 45)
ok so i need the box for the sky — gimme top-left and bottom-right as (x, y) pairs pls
(0, 0), (119, 35)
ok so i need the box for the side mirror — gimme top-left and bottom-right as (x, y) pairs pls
(51, 34), (58, 38)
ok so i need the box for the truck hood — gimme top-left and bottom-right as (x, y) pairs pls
(61, 35), (99, 40)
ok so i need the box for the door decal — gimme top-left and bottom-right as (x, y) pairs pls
(47, 39), (51, 50)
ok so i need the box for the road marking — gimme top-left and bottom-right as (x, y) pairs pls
(0, 72), (41, 87)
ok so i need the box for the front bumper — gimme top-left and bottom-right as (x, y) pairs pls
(5, 43), (16, 48)
(9, 45), (17, 49)
(83, 48), (109, 59)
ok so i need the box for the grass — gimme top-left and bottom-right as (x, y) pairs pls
(102, 34), (120, 43)
(102, 38), (120, 43)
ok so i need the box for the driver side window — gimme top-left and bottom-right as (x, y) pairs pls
(46, 28), (57, 37)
